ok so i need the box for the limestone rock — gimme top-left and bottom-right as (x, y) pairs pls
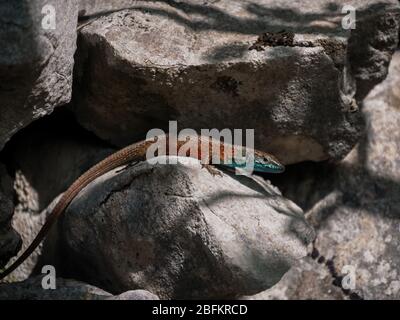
(242, 255), (345, 300)
(0, 275), (159, 299)
(1, 173), (48, 283)
(248, 51), (400, 300)
(106, 289), (159, 300)
(78, 0), (140, 17)
(73, 0), (399, 164)
(347, 1), (400, 101)
(0, 0), (78, 151)
(0, 163), (21, 270)
(51, 156), (313, 299)
(0, 276), (112, 300)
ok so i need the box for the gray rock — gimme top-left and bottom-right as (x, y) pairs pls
(73, 0), (399, 164)
(241, 256), (345, 300)
(348, 1), (400, 101)
(1, 173), (48, 283)
(248, 51), (400, 300)
(50, 156), (313, 299)
(78, 0), (140, 17)
(0, 274), (159, 300)
(319, 51), (400, 300)
(373, 48), (400, 109)
(0, 163), (21, 270)
(106, 289), (159, 300)
(0, 275), (112, 300)
(0, 0), (78, 151)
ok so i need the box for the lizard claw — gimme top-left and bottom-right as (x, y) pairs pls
(202, 164), (223, 177)
(116, 161), (139, 173)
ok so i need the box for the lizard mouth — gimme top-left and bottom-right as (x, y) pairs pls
(254, 161), (285, 173)
(222, 158), (285, 174)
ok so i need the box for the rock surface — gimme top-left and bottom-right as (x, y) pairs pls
(0, 276), (111, 300)
(73, 0), (399, 165)
(0, 275), (102, 300)
(0, 275), (159, 299)
(1, 171), (48, 283)
(0, 163), (21, 269)
(106, 289), (159, 300)
(347, 0), (400, 101)
(46, 156), (313, 299)
(248, 51), (400, 300)
(7, 111), (114, 212)
(78, 0), (140, 17)
(0, 0), (398, 301)
(0, 0), (78, 151)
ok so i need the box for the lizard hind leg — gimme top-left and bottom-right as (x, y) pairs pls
(115, 161), (139, 173)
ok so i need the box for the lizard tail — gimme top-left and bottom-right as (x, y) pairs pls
(0, 210), (58, 280)
(0, 140), (151, 281)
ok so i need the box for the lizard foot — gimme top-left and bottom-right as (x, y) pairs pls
(202, 164), (223, 177)
(116, 161), (139, 173)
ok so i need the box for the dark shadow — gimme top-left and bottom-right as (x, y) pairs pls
(1, 107), (116, 211)
(204, 43), (250, 63)
(267, 134), (400, 230)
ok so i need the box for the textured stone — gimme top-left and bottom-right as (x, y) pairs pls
(347, 1), (400, 101)
(0, 275), (160, 300)
(0, 163), (21, 270)
(248, 51), (400, 300)
(242, 256), (345, 300)
(48, 156), (313, 299)
(106, 289), (159, 300)
(0, 0), (78, 151)
(73, 0), (399, 164)
(0, 276), (112, 300)
(78, 0), (140, 17)
(1, 176), (48, 283)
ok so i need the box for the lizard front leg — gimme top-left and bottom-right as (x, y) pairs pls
(201, 164), (223, 177)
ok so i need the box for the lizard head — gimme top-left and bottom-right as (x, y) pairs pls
(221, 148), (285, 174)
(253, 151), (285, 173)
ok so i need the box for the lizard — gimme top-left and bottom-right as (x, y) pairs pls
(0, 134), (284, 280)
